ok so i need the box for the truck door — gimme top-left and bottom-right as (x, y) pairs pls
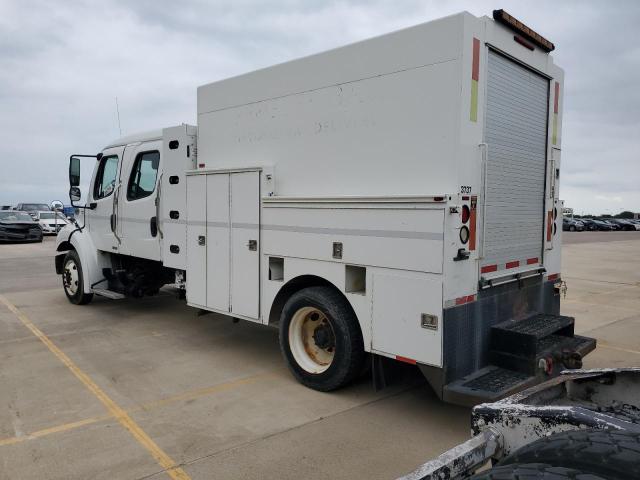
(186, 174), (207, 307)
(185, 170), (260, 319)
(229, 171), (260, 319)
(117, 140), (162, 260)
(88, 146), (124, 253)
(480, 49), (549, 277)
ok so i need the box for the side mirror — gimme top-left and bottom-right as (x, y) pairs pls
(69, 157), (81, 187)
(69, 186), (81, 202)
(51, 200), (64, 211)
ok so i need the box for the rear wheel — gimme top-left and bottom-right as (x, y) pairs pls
(62, 250), (93, 305)
(279, 286), (365, 391)
(471, 463), (604, 479)
(498, 429), (640, 480)
(569, 225), (576, 231)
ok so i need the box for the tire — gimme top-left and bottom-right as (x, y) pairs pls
(279, 286), (365, 391)
(471, 463), (605, 480)
(570, 225), (576, 232)
(498, 429), (640, 480)
(62, 250), (93, 305)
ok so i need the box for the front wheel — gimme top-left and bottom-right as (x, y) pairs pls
(62, 250), (93, 305)
(569, 225), (576, 231)
(279, 286), (365, 391)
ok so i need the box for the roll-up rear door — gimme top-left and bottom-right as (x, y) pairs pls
(481, 50), (549, 275)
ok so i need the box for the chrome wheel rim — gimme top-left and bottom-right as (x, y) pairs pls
(63, 259), (79, 295)
(289, 307), (336, 374)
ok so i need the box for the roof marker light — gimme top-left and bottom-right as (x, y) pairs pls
(493, 9), (555, 52)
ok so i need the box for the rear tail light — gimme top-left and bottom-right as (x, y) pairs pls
(461, 205), (470, 224)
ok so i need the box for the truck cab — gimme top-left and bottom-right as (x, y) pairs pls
(56, 125), (196, 300)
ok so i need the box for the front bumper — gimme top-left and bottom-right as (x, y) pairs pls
(0, 228), (43, 242)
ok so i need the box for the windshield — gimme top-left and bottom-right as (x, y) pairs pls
(0, 212), (33, 221)
(22, 204), (50, 211)
(39, 212), (66, 220)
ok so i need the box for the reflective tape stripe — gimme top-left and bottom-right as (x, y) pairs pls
(470, 37), (480, 122)
(481, 264), (497, 274)
(552, 81), (560, 145)
(396, 356), (417, 365)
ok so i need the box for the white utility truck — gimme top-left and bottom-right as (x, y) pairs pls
(56, 10), (594, 405)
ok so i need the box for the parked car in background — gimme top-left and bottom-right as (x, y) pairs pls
(578, 218), (598, 231)
(562, 218), (584, 232)
(609, 219), (640, 231)
(15, 203), (51, 219)
(590, 219), (613, 231)
(0, 211), (43, 242)
(601, 220), (621, 230)
(1, 205), (12, 210)
(62, 206), (76, 220)
(35, 211), (69, 235)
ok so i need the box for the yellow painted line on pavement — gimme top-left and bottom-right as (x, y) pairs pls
(598, 341), (640, 356)
(0, 416), (110, 447)
(0, 371), (274, 449)
(139, 371), (277, 412)
(0, 295), (191, 480)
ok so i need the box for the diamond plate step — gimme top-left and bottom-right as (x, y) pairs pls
(490, 313), (575, 356)
(443, 366), (538, 406)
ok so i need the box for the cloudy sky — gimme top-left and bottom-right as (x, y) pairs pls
(1, 0), (638, 214)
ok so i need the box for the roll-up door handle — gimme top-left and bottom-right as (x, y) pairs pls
(198, 235), (206, 246)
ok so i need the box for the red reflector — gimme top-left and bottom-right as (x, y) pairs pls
(548, 273), (559, 281)
(506, 261), (520, 269)
(455, 295), (476, 306)
(547, 211), (553, 241)
(481, 264), (497, 274)
(461, 205), (471, 224)
(469, 196), (477, 251)
(198, 163), (205, 168)
(527, 257), (539, 265)
(433, 196), (445, 202)
(462, 196), (470, 201)
(471, 38), (480, 81)
(396, 355), (417, 365)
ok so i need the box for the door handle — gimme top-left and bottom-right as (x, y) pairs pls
(150, 216), (158, 237)
(247, 239), (257, 251)
(110, 214), (116, 232)
(198, 235), (206, 246)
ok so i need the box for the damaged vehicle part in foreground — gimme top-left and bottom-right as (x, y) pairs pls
(399, 368), (640, 480)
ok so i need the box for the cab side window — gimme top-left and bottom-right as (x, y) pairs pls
(127, 151), (159, 201)
(93, 156), (119, 200)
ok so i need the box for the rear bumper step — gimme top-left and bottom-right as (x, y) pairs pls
(444, 366), (538, 406)
(443, 313), (596, 406)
